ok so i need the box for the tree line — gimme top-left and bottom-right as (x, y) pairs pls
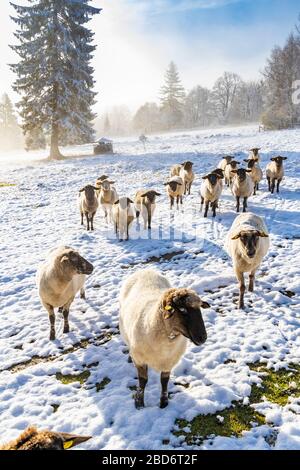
(6, 2), (300, 158)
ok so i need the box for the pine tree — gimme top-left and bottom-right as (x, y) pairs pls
(104, 114), (111, 135)
(160, 62), (185, 129)
(0, 93), (22, 150)
(10, 0), (101, 159)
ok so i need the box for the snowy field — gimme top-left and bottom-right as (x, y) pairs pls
(0, 124), (299, 450)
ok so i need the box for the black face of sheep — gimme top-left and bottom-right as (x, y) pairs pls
(231, 230), (269, 259)
(271, 156), (287, 167)
(163, 290), (209, 346)
(244, 159), (256, 169)
(61, 250), (94, 275)
(231, 168), (252, 182)
(79, 185), (98, 200)
(224, 156), (234, 163)
(229, 160), (240, 169)
(181, 161), (194, 170)
(202, 173), (221, 186)
(211, 169), (224, 179)
(141, 190), (161, 204)
(164, 181), (182, 192)
(250, 148), (260, 156)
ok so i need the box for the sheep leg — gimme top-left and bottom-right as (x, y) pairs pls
(91, 212), (96, 231)
(271, 179), (275, 194)
(81, 212), (84, 226)
(176, 195), (180, 209)
(85, 212), (90, 231)
(236, 271), (246, 309)
(170, 196), (174, 210)
(204, 202), (209, 218)
(200, 197), (204, 212)
(212, 201), (217, 218)
(253, 185), (256, 196)
(43, 303), (55, 340)
(62, 298), (74, 334)
(236, 197), (240, 213)
(188, 183), (191, 195)
(243, 197), (248, 213)
(160, 371), (170, 409)
(249, 271), (255, 292)
(267, 177), (271, 192)
(135, 365), (148, 409)
(180, 195), (183, 206)
(80, 288), (86, 299)
(147, 210), (151, 230)
(277, 179), (281, 193)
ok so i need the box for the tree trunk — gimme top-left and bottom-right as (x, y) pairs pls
(49, 123), (64, 160)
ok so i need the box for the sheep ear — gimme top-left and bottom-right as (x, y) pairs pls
(60, 433), (92, 449)
(141, 193), (148, 198)
(244, 159), (250, 163)
(246, 169), (252, 173)
(271, 157), (276, 161)
(108, 181), (115, 185)
(177, 182), (182, 185)
(257, 231), (269, 238)
(282, 157), (287, 160)
(79, 188), (85, 192)
(114, 200), (119, 205)
(92, 187), (98, 191)
(200, 300), (210, 309)
(163, 182), (169, 186)
(61, 255), (69, 263)
(154, 192), (161, 196)
(231, 234), (240, 240)
(127, 198), (134, 205)
(202, 175), (208, 179)
(231, 170), (238, 174)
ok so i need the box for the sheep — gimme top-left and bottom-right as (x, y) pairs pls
(224, 160), (240, 187)
(37, 246), (94, 340)
(179, 161), (195, 195)
(200, 172), (223, 218)
(266, 156), (287, 194)
(119, 269), (209, 408)
(0, 426), (91, 450)
(134, 189), (161, 230)
(244, 159), (263, 195)
(98, 179), (118, 221)
(249, 147), (261, 163)
(170, 164), (182, 177)
(112, 197), (135, 240)
(78, 185), (99, 231)
(164, 176), (184, 209)
(226, 213), (270, 309)
(218, 156), (234, 185)
(231, 168), (254, 213)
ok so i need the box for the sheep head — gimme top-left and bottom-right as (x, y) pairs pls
(244, 159), (256, 169)
(161, 288), (209, 346)
(79, 185), (98, 200)
(271, 156), (287, 167)
(250, 148), (261, 157)
(231, 230), (269, 258)
(228, 160), (240, 169)
(60, 249), (94, 276)
(231, 168), (252, 182)
(99, 180), (115, 191)
(181, 161), (194, 170)
(141, 190), (161, 204)
(202, 173), (222, 186)
(0, 426), (92, 450)
(164, 181), (182, 192)
(211, 169), (224, 179)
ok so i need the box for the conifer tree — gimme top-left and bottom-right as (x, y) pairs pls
(10, 0), (101, 159)
(160, 62), (185, 128)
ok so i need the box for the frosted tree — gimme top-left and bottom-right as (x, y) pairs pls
(230, 81), (264, 123)
(212, 72), (242, 123)
(184, 86), (212, 127)
(133, 103), (162, 133)
(0, 93), (22, 150)
(160, 62), (185, 129)
(262, 33), (300, 129)
(10, 0), (101, 159)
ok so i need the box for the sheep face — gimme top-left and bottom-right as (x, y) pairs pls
(202, 173), (221, 186)
(60, 250), (94, 275)
(250, 148), (260, 157)
(79, 185), (98, 201)
(271, 156), (287, 168)
(164, 181), (182, 192)
(244, 159), (256, 169)
(231, 230), (269, 259)
(141, 190), (161, 204)
(1, 426), (91, 450)
(114, 197), (134, 209)
(100, 180), (115, 191)
(181, 161), (193, 171)
(224, 156), (233, 163)
(212, 169), (224, 179)
(162, 289), (209, 346)
(228, 160), (240, 169)
(232, 168), (252, 183)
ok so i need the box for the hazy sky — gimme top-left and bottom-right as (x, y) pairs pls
(1, 0), (300, 116)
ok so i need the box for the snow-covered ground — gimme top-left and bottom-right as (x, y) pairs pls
(0, 124), (299, 450)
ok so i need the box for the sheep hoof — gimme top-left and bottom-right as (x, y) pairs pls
(160, 398), (169, 409)
(63, 325), (70, 334)
(50, 331), (55, 341)
(134, 396), (145, 409)
(128, 355), (133, 363)
(80, 292), (86, 300)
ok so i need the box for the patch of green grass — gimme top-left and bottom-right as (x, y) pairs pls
(95, 377), (111, 392)
(55, 370), (90, 385)
(174, 404), (265, 445)
(0, 182), (16, 188)
(249, 363), (300, 406)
